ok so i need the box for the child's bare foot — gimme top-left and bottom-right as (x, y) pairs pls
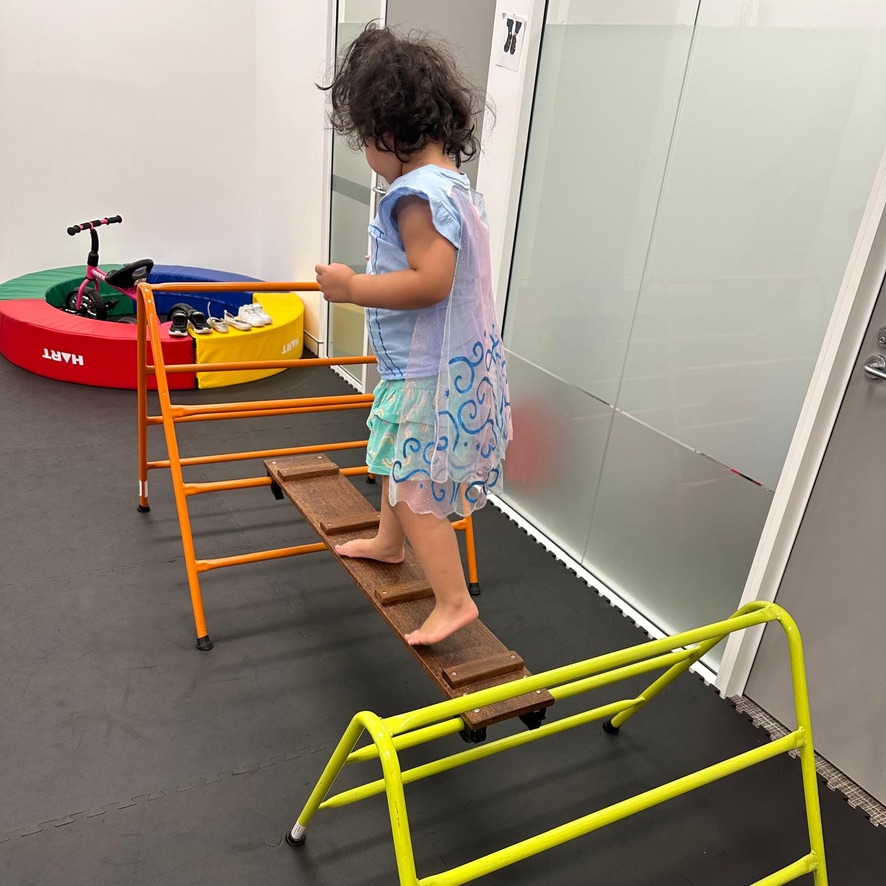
(405, 598), (479, 646)
(333, 537), (405, 564)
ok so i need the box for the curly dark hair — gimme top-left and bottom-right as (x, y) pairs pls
(320, 23), (487, 167)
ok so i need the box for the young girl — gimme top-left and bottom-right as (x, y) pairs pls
(315, 24), (511, 647)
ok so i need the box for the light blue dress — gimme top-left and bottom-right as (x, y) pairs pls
(364, 165), (512, 518)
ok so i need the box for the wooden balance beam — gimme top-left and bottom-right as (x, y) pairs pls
(265, 453), (554, 739)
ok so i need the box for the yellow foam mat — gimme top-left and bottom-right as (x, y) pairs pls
(195, 292), (305, 388)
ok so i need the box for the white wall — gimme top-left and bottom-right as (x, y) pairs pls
(0, 0), (331, 343)
(255, 0), (333, 347)
(0, 1), (258, 277)
(475, 0), (547, 319)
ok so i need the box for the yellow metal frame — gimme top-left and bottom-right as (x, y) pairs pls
(288, 603), (827, 886)
(135, 280), (481, 648)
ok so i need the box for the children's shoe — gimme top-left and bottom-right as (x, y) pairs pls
(205, 303), (228, 332)
(188, 311), (211, 334)
(167, 302), (193, 322)
(224, 310), (251, 331)
(250, 302), (273, 325)
(237, 304), (265, 327)
(169, 310), (189, 337)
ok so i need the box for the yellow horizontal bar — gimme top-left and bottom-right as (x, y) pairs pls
(388, 608), (775, 735)
(750, 854), (819, 886)
(196, 542), (327, 572)
(346, 718), (466, 765)
(323, 696), (643, 811)
(345, 650), (691, 771)
(421, 731), (804, 886)
(548, 647), (695, 704)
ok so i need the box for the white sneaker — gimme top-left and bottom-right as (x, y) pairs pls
(250, 302), (273, 325)
(237, 304), (265, 327)
(224, 309), (251, 331)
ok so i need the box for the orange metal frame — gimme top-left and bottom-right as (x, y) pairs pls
(135, 280), (480, 650)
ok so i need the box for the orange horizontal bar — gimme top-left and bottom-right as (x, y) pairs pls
(148, 281), (321, 293)
(170, 394), (373, 418)
(146, 440), (369, 470)
(184, 470), (368, 495)
(197, 542), (329, 572)
(170, 403), (372, 423)
(183, 477), (270, 495)
(149, 354), (377, 374)
(147, 402), (371, 426)
(184, 468), (370, 496)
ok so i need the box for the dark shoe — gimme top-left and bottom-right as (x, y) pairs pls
(188, 311), (211, 334)
(167, 302), (193, 322)
(169, 310), (189, 337)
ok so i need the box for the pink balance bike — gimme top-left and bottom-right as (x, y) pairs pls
(65, 215), (154, 322)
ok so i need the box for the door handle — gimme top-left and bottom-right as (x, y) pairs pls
(864, 355), (886, 380)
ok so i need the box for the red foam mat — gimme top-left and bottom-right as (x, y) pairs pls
(0, 300), (196, 390)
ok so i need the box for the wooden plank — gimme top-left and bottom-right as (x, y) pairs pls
(441, 651), (525, 689)
(265, 454), (554, 731)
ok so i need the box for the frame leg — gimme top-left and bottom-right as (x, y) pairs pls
(781, 611), (829, 885)
(605, 633), (722, 734)
(286, 717), (371, 845)
(136, 289), (151, 513)
(458, 513), (481, 595)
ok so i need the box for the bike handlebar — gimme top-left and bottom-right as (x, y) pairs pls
(67, 215), (123, 236)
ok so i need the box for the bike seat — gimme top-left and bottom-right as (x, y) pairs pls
(104, 259), (155, 290)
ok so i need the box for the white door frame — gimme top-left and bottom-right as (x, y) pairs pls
(717, 146), (886, 698)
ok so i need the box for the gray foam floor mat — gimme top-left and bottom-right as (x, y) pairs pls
(0, 357), (883, 884)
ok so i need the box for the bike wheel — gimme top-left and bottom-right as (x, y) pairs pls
(66, 282), (107, 320)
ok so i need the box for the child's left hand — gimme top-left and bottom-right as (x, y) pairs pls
(315, 263), (356, 303)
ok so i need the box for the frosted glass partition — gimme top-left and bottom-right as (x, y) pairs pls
(501, 352), (611, 562)
(619, 3), (886, 488)
(328, 12), (380, 373)
(506, 1), (698, 405)
(586, 413), (773, 668)
(502, 0), (886, 670)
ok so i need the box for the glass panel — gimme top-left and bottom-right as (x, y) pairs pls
(501, 0), (886, 675)
(327, 4), (383, 380)
(582, 411), (774, 668)
(499, 351), (613, 563)
(504, 1), (699, 405)
(618, 2), (886, 488)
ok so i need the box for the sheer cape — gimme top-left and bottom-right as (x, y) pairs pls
(388, 188), (512, 518)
